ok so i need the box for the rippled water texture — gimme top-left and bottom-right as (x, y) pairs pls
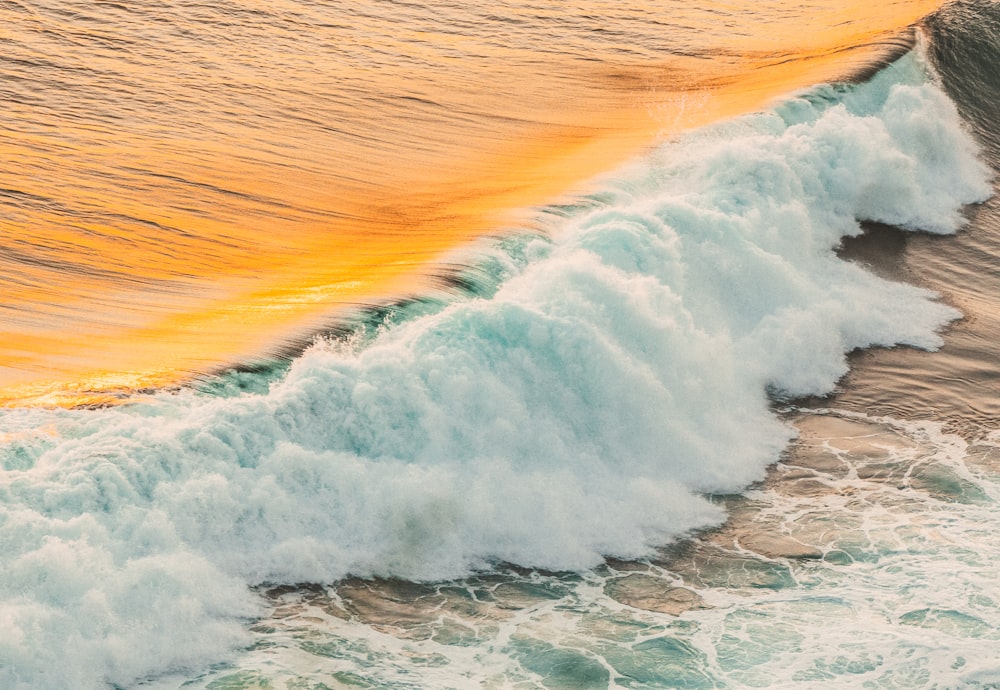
(0, 0), (943, 404)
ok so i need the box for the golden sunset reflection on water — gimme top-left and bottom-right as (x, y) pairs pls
(0, 0), (945, 405)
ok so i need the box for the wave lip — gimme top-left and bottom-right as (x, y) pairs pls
(0, 49), (993, 690)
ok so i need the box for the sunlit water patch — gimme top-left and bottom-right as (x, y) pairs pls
(0, 0), (946, 403)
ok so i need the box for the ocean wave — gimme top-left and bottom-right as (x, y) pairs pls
(0, 48), (991, 689)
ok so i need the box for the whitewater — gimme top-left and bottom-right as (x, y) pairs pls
(1, 32), (995, 687)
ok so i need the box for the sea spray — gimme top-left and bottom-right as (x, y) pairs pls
(0, 50), (991, 689)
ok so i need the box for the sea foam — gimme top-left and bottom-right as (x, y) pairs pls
(0, 52), (991, 689)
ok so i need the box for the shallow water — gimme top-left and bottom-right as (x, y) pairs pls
(168, 411), (1000, 689)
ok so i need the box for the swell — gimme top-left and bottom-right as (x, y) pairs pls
(0, 0), (949, 405)
(926, 0), (1000, 158)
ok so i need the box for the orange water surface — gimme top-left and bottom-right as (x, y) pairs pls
(0, 0), (945, 405)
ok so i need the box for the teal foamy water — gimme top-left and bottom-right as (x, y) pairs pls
(183, 411), (1000, 689)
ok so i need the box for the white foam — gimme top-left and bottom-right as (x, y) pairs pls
(0, 51), (991, 688)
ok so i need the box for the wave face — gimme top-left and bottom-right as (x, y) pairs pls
(926, 0), (1000, 159)
(0, 0), (945, 403)
(0, 41), (992, 688)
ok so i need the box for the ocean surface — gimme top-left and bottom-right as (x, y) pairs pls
(1, 1), (999, 688)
